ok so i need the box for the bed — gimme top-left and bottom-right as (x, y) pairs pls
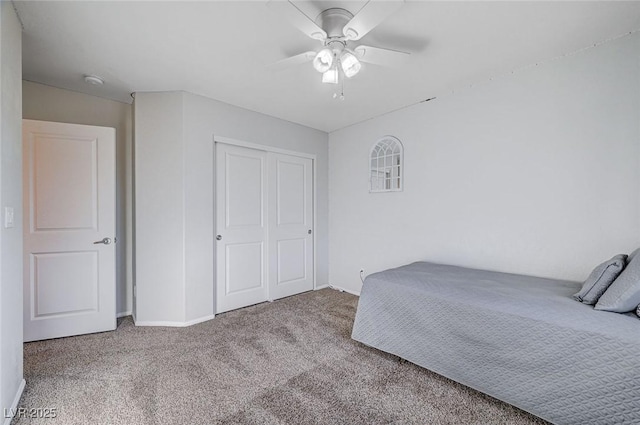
(351, 262), (640, 425)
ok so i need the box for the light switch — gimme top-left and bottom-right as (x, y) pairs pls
(4, 207), (14, 228)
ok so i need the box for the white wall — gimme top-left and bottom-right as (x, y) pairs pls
(22, 81), (133, 316)
(0, 0), (25, 418)
(329, 33), (640, 294)
(133, 92), (185, 323)
(134, 91), (328, 324)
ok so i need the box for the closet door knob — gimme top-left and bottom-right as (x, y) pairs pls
(308, 229), (312, 234)
(216, 235), (222, 241)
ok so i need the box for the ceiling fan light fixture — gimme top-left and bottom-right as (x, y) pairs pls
(313, 48), (333, 73)
(322, 68), (339, 84)
(340, 51), (361, 78)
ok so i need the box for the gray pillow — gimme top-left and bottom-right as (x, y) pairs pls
(637, 304), (640, 318)
(573, 254), (627, 304)
(595, 250), (640, 313)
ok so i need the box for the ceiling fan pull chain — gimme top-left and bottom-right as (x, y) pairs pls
(333, 68), (346, 100)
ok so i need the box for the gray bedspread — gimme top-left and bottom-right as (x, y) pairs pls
(351, 262), (640, 425)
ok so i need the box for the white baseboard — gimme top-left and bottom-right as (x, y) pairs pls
(116, 311), (132, 318)
(3, 379), (26, 425)
(182, 314), (216, 326)
(314, 284), (329, 290)
(133, 314), (216, 328)
(329, 285), (361, 296)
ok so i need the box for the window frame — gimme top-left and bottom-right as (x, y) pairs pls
(369, 136), (403, 193)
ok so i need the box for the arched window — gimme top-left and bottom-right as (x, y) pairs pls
(370, 136), (403, 192)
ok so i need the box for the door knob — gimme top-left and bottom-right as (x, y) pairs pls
(216, 235), (222, 241)
(93, 237), (112, 245)
(308, 229), (312, 234)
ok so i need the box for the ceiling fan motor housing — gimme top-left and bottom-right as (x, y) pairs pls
(315, 8), (354, 40)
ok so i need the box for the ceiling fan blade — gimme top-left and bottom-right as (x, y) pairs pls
(343, 0), (404, 41)
(267, 0), (327, 41)
(268, 51), (316, 70)
(354, 45), (410, 66)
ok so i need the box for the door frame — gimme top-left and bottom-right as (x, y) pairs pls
(213, 136), (318, 307)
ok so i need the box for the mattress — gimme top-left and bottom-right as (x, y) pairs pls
(351, 262), (640, 425)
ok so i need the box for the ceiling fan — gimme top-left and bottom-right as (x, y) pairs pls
(267, 0), (410, 89)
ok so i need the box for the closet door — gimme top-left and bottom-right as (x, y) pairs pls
(268, 153), (314, 300)
(215, 144), (268, 313)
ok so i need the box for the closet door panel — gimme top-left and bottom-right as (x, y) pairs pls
(268, 153), (314, 300)
(215, 144), (268, 313)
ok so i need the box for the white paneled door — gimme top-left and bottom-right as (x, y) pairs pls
(216, 143), (314, 313)
(23, 119), (116, 342)
(216, 144), (269, 313)
(268, 153), (313, 300)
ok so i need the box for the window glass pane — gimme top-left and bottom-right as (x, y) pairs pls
(370, 137), (403, 192)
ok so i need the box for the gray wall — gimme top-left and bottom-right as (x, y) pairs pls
(22, 81), (133, 316)
(133, 92), (184, 323)
(328, 33), (640, 294)
(134, 91), (328, 324)
(0, 0), (24, 415)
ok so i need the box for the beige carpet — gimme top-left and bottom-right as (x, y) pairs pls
(15, 288), (549, 425)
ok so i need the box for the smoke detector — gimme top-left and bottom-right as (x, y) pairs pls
(83, 75), (104, 86)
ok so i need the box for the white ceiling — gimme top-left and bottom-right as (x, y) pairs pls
(15, 1), (640, 132)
